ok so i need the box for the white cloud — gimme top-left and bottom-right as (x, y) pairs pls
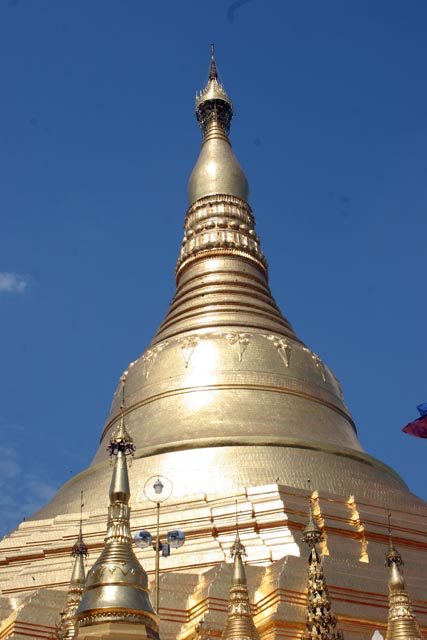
(0, 432), (58, 538)
(0, 272), (28, 294)
(0, 449), (21, 479)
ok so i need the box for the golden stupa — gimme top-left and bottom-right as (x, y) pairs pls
(26, 48), (417, 517)
(0, 50), (426, 640)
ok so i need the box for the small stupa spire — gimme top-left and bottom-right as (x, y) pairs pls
(75, 376), (158, 634)
(385, 515), (423, 640)
(56, 492), (88, 640)
(301, 487), (344, 640)
(222, 508), (259, 640)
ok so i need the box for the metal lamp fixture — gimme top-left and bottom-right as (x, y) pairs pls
(135, 475), (185, 614)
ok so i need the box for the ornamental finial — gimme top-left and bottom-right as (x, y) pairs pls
(230, 501), (246, 561)
(230, 531), (246, 562)
(195, 45), (234, 136)
(107, 374), (135, 458)
(385, 513), (402, 570)
(209, 43), (217, 80)
(71, 491), (88, 558)
(302, 482), (323, 549)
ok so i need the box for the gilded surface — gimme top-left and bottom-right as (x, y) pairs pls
(177, 195), (266, 275)
(0, 485), (426, 640)
(1, 51), (427, 640)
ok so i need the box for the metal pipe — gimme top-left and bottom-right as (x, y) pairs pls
(155, 500), (160, 614)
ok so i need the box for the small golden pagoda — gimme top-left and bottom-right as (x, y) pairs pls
(222, 532), (259, 640)
(301, 498), (343, 640)
(74, 386), (158, 640)
(56, 498), (88, 640)
(385, 527), (423, 640)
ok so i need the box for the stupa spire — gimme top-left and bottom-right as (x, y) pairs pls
(222, 524), (260, 640)
(175, 45), (272, 290)
(301, 492), (344, 640)
(75, 377), (158, 635)
(385, 516), (423, 640)
(187, 45), (250, 210)
(56, 492), (88, 640)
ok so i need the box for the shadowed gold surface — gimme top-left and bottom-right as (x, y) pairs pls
(385, 538), (423, 640)
(57, 549), (86, 639)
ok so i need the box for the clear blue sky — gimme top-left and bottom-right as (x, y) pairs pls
(0, 0), (426, 537)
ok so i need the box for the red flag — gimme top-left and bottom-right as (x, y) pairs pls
(403, 416), (427, 438)
(402, 404), (427, 438)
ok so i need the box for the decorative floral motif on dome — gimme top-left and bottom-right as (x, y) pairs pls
(179, 335), (200, 368)
(304, 348), (327, 382)
(267, 335), (292, 368)
(226, 332), (252, 362)
(142, 342), (169, 378)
